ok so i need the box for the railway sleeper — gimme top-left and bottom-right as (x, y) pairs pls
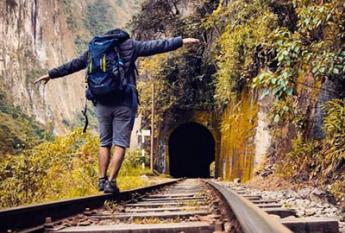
(50, 222), (216, 233)
(280, 217), (339, 233)
(47, 180), (225, 233)
(141, 197), (205, 202)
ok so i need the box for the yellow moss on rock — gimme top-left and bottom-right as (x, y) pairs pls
(219, 92), (258, 182)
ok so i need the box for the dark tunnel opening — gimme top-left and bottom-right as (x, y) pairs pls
(168, 122), (215, 178)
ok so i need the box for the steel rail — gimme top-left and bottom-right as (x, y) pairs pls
(0, 179), (180, 233)
(206, 180), (293, 233)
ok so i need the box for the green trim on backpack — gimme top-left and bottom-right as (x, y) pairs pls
(102, 54), (106, 72)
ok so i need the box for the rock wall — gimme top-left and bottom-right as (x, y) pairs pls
(0, 0), (140, 134)
(218, 91), (259, 182)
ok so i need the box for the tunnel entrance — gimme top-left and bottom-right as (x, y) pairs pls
(168, 122), (215, 178)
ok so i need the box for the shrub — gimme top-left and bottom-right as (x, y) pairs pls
(0, 129), (150, 209)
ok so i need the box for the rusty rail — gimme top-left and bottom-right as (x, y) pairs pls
(206, 180), (293, 233)
(0, 179), (180, 233)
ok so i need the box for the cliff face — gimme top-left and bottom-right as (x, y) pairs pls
(0, 0), (140, 134)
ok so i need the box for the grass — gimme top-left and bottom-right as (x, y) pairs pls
(118, 167), (151, 191)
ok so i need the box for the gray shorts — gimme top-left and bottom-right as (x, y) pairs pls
(95, 103), (136, 148)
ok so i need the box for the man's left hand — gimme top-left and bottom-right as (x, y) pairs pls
(34, 74), (50, 85)
(182, 38), (200, 45)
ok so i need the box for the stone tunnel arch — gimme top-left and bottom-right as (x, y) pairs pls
(168, 122), (215, 178)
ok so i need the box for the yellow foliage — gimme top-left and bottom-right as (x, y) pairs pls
(137, 50), (182, 137)
(210, 1), (277, 106)
(276, 99), (344, 186)
(139, 53), (169, 76)
(330, 180), (345, 204)
(0, 129), (151, 209)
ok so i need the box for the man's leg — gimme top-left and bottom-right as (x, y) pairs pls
(95, 103), (113, 191)
(104, 105), (135, 193)
(108, 146), (126, 181)
(99, 146), (111, 178)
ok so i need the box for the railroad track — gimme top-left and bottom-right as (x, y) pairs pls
(0, 179), (340, 233)
(214, 181), (340, 233)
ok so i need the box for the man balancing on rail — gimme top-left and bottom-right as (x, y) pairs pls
(34, 29), (199, 193)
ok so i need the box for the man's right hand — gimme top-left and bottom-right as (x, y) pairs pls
(182, 38), (200, 45)
(34, 74), (50, 85)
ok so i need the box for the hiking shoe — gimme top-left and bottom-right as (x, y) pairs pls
(104, 180), (120, 194)
(98, 177), (107, 191)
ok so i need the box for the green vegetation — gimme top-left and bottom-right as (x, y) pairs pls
(0, 93), (52, 155)
(207, 0), (344, 196)
(207, 0), (344, 110)
(276, 98), (344, 200)
(204, 0), (343, 109)
(62, 0), (78, 31)
(205, 0), (278, 107)
(133, 0), (344, 199)
(83, 0), (114, 36)
(131, 0), (218, 133)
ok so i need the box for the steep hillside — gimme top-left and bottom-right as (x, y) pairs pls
(131, 0), (345, 203)
(0, 92), (52, 155)
(0, 0), (141, 136)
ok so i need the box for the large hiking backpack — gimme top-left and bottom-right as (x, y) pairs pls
(86, 33), (130, 101)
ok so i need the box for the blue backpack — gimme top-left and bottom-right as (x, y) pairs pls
(86, 34), (129, 101)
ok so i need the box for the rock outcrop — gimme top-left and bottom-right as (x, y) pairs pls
(0, 0), (140, 134)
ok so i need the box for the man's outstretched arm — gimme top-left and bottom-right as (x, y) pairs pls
(34, 51), (88, 85)
(133, 37), (199, 58)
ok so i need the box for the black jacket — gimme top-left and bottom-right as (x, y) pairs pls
(49, 36), (183, 84)
(48, 36), (183, 106)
